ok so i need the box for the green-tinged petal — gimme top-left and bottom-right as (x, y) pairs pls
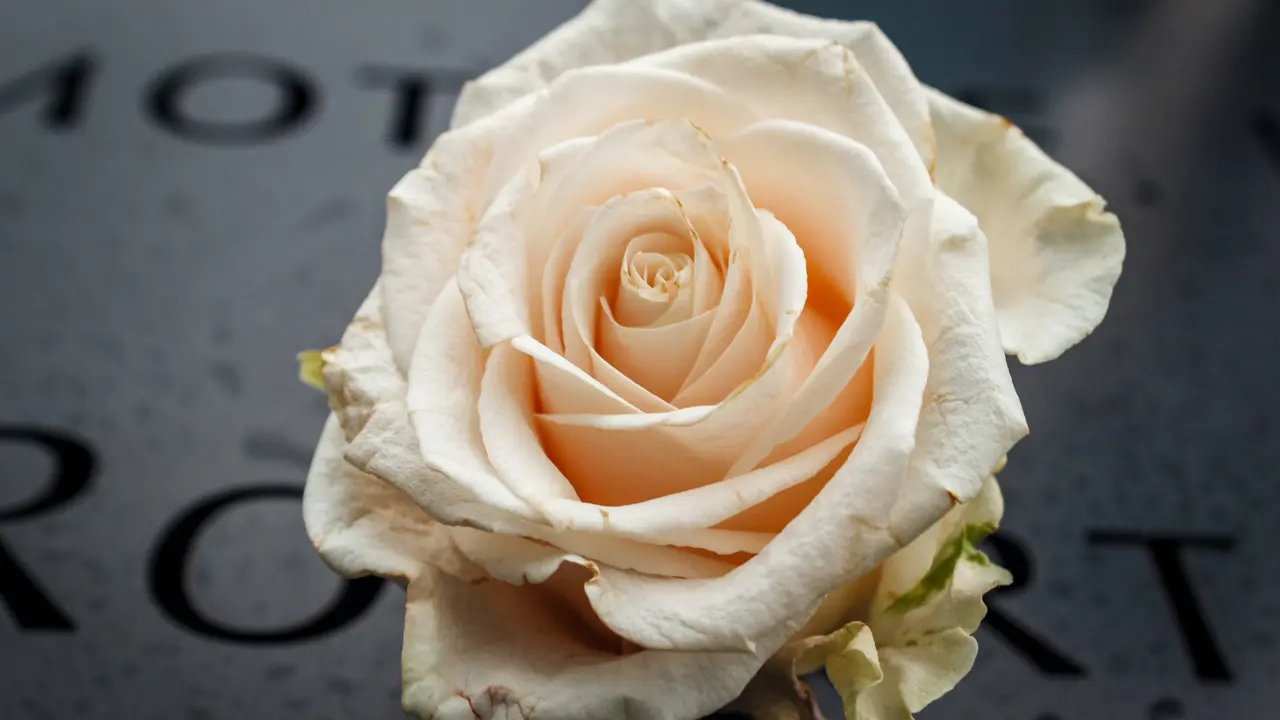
(883, 520), (996, 615)
(792, 477), (1010, 720)
(809, 624), (884, 716)
(296, 348), (329, 391)
(878, 630), (977, 715)
(875, 475), (1010, 640)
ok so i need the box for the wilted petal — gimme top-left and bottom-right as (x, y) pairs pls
(928, 88), (1125, 364)
(873, 476), (1011, 638)
(321, 282), (405, 442)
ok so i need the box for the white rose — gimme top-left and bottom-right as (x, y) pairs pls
(301, 1), (1125, 719)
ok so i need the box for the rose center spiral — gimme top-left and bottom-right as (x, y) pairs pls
(611, 231), (697, 328)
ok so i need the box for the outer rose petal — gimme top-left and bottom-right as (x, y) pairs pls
(400, 562), (762, 720)
(708, 3), (934, 167)
(927, 88), (1126, 364)
(381, 95), (537, 371)
(303, 415), (480, 583)
(635, 36), (932, 213)
(321, 285), (534, 532)
(305, 422), (762, 719)
(888, 193), (1028, 544)
(450, 0), (743, 128)
(452, 0), (935, 172)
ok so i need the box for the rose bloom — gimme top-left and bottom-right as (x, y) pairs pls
(301, 1), (1125, 718)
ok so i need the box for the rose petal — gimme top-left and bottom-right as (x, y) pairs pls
(531, 295), (928, 654)
(452, 525), (735, 581)
(676, 208), (809, 409)
(514, 334), (643, 415)
(711, 3), (935, 168)
(450, 0), (745, 127)
(539, 421), (864, 537)
(478, 342), (580, 509)
(718, 121), (906, 475)
(560, 188), (697, 410)
(887, 193), (1028, 544)
(463, 119), (745, 368)
(599, 302), (716, 403)
(481, 63), (759, 208)
(537, 138), (728, 356)
(805, 476), (1012, 719)
(400, 562), (761, 720)
(538, 201), (807, 504)
(635, 35), (933, 212)
(612, 231), (696, 328)
(927, 88), (1126, 364)
(451, 1), (936, 175)
(446, 528), (763, 653)
(746, 480), (1012, 720)
(321, 281), (405, 442)
(398, 289), (764, 560)
(303, 415), (480, 583)
(320, 286), (531, 532)
(403, 280), (543, 521)
(381, 94), (538, 371)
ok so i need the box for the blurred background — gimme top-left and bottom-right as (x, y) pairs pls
(2, 0), (1278, 718)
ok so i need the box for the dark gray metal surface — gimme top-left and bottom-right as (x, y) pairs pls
(1, 1), (1277, 718)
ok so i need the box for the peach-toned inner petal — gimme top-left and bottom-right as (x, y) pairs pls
(451, 115), (900, 543)
(560, 188), (698, 410)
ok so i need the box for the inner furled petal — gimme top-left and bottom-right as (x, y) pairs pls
(671, 212), (805, 407)
(614, 232), (696, 328)
(525, 121), (814, 515)
(560, 188), (701, 411)
(535, 123), (735, 358)
(595, 193), (727, 403)
(719, 120), (909, 476)
(717, 357), (875, 534)
(540, 201), (809, 509)
(598, 302), (716, 404)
